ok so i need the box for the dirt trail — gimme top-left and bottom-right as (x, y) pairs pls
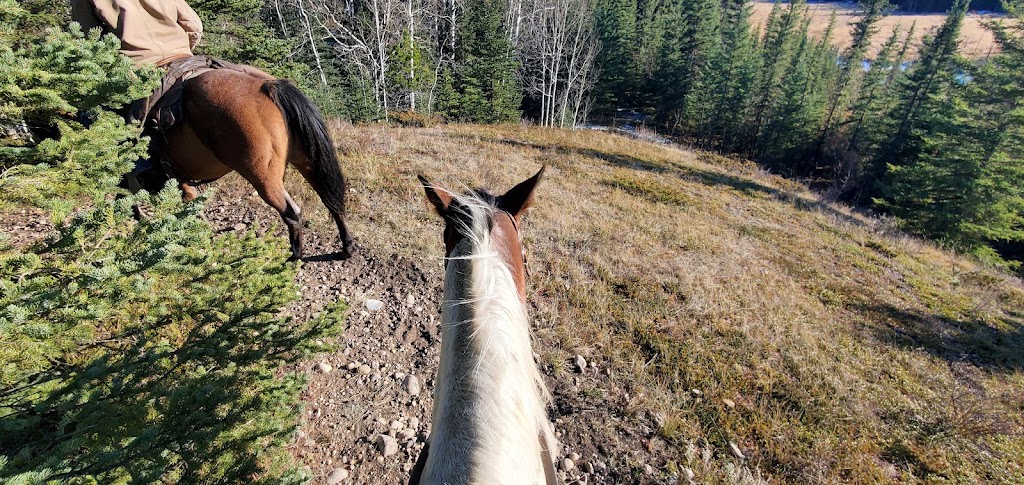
(200, 180), (667, 484)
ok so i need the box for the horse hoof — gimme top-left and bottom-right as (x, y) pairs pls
(340, 243), (354, 260)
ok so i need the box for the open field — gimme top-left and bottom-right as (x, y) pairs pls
(208, 124), (1024, 483)
(751, 1), (1005, 58)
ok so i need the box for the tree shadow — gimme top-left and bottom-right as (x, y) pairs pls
(0, 236), (340, 482)
(433, 132), (874, 230)
(853, 302), (1024, 372)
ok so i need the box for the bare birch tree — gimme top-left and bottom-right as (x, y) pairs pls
(517, 0), (598, 127)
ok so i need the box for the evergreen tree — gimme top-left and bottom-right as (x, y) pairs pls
(846, 25), (903, 154)
(813, 0), (890, 163)
(593, 0), (639, 115)
(652, 0), (720, 131)
(0, 3), (343, 480)
(758, 11), (835, 168)
(692, 0), (757, 151)
(877, 0), (969, 173)
(447, 0), (521, 122)
(388, 28), (434, 112)
(189, 0), (299, 76)
(881, 0), (1024, 262)
(749, 0), (805, 154)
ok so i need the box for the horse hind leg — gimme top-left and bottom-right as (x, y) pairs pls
(291, 158), (354, 259)
(249, 178), (304, 260)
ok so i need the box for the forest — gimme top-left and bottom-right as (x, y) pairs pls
(172, 0), (1024, 269)
(7, 0), (1022, 266)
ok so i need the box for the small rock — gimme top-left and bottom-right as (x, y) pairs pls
(404, 375), (422, 396)
(326, 468), (349, 484)
(391, 420), (404, 430)
(729, 442), (745, 459)
(402, 463), (413, 472)
(232, 223), (246, 231)
(376, 434), (399, 457)
(395, 372), (407, 380)
(347, 362), (358, 370)
(365, 299), (384, 311)
(569, 452), (580, 461)
(560, 458), (575, 471)
(317, 361), (333, 374)
(681, 467), (695, 481)
(304, 438), (315, 448)
(406, 294), (416, 306)
(357, 364), (371, 375)
(574, 355), (587, 373)
(722, 398), (736, 409)
(399, 428), (416, 440)
(690, 388), (703, 398)
(645, 464), (654, 475)
(408, 417), (420, 428)
(585, 462), (595, 474)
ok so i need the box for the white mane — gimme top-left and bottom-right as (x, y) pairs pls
(421, 192), (556, 484)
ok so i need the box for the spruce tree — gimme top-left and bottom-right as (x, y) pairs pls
(847, 26), (903, 154)
(651, 0), (720, 131)
(749, 0), (805, 154)
(448, 0), (521, 122)
(1, 3), (343, 480)
(593, 0), (639, 115)
(881, 1), (1024, 262)
(849, 21), (915, 198)
(813, 0), (890, 163)
(878, 0), (969, 172)
(693, 0), (757, 151)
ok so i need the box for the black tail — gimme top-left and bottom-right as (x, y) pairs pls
(262, 80), (347, 216)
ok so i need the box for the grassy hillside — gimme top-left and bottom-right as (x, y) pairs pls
(266, 124), (1023, 482)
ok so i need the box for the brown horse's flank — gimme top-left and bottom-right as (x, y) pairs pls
(163, 68), (352, 259)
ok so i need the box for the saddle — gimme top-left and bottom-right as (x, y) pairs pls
(130, 55), (247, 132)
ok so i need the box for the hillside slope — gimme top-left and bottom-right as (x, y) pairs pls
(211, 125), (1023, 483)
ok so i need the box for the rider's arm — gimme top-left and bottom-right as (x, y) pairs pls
(175, 0), (203, 49)
(69, 0), (104, 33)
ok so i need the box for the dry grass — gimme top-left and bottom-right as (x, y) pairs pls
(750, 0), (1008, 59)
(273, 123), (1023, 483)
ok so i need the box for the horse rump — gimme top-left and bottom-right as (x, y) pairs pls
(260, 80), (347, 217)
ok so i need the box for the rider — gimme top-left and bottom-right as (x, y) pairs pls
(70, 0), (203, 68)
(70, 0), (203, 189)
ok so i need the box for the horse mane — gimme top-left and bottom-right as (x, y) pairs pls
(425, 189), (555, 484)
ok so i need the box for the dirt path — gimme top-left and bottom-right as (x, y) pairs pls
(202, 182), (666, 484)
(200, 190), (663, 484)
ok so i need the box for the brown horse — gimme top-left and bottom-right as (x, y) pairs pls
(153, 67), (353, 260)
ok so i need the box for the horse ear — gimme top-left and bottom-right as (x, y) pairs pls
(419, 175), (454, 216)
(499, 166), (545, 216)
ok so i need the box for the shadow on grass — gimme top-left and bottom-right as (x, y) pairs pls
(855, 302), (1024, 372)
(434, 132), (872, 229)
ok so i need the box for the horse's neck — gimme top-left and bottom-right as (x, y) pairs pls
(426, 247), (552, 484)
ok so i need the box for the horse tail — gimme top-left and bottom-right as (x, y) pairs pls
(261, 80), (347, 216)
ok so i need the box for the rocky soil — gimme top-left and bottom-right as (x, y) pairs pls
(201, 184), (678, 485)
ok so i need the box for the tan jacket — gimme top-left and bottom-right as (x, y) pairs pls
(70, 0), (203, 67)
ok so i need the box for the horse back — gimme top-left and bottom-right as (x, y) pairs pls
(165, 69), (289, 181)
